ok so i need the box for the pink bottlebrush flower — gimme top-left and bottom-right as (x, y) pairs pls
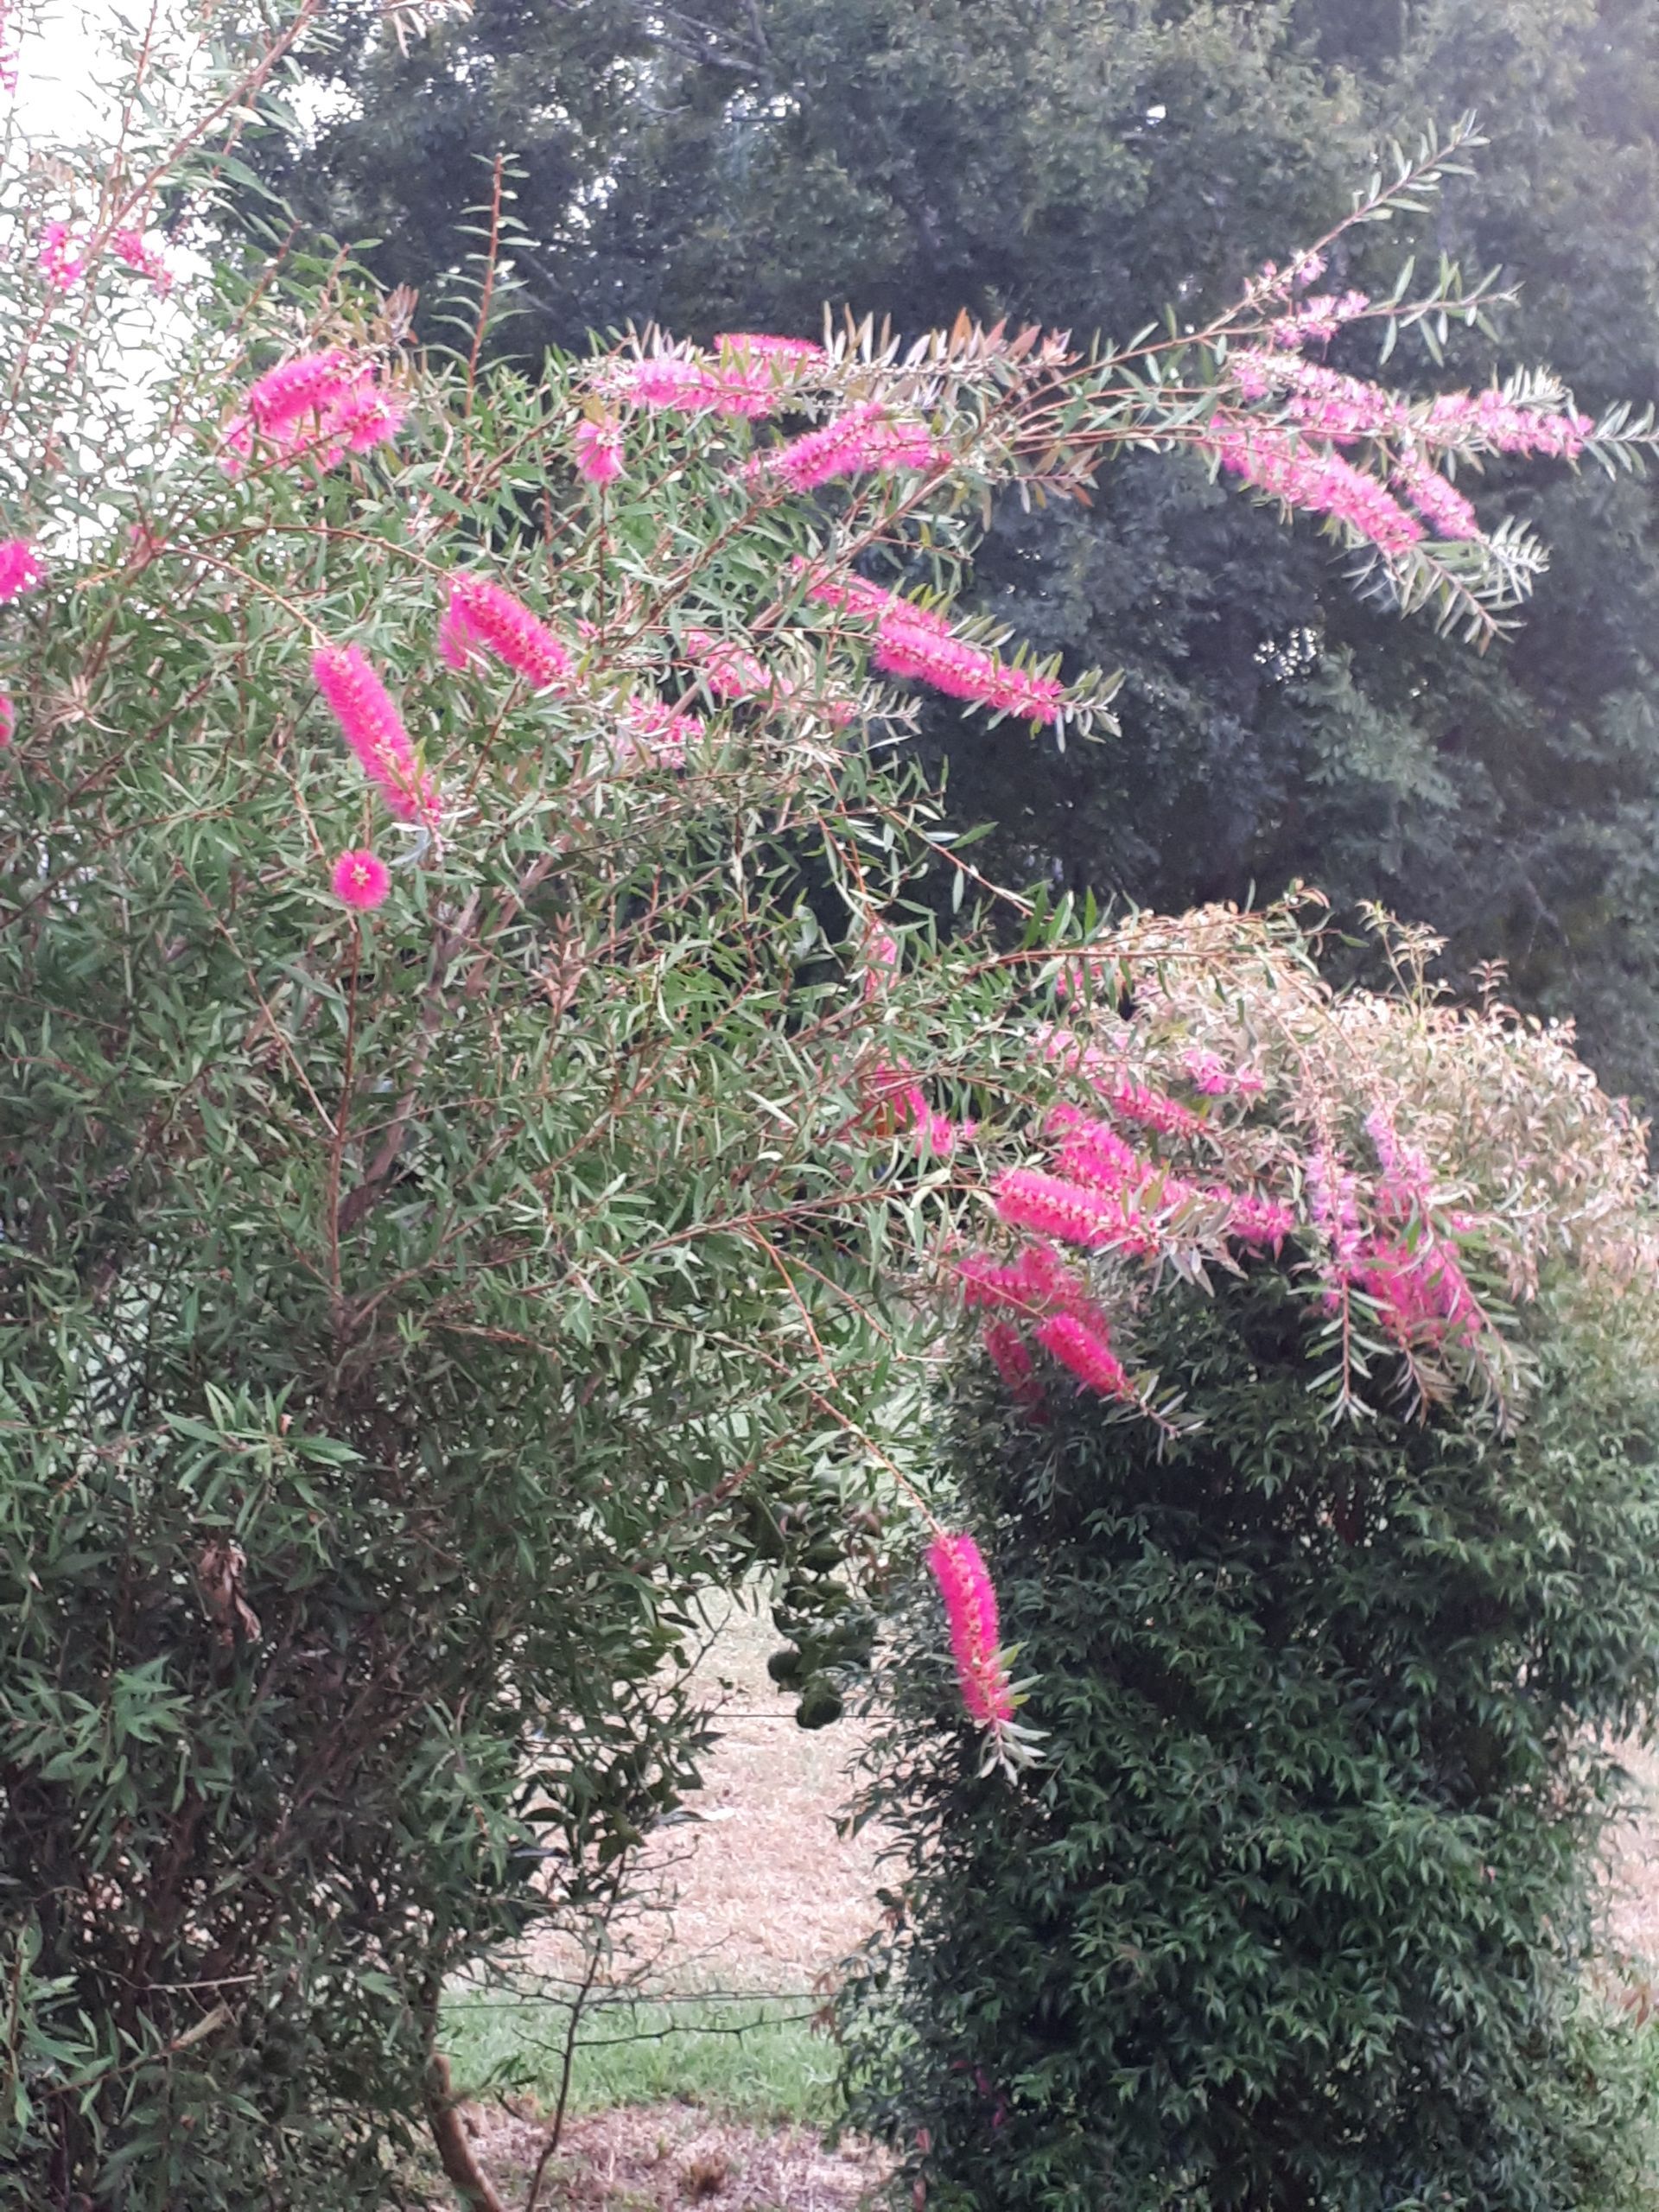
(1035, 1310), (1134, 1402)
(982, 1321), (1045, 1415)
(1420, 386), (1592, 461)
(926, 1533), (1015, 1729)
(1229, 352), (1408, 442)
(113, 227), (175, 296)
(1096, 1071), (1206, 1141)
(37, 221), (86, 292)
(331, 848), (391, 909)
(573, 415), (626, 485)
(0, 691), (14, 745)
(797, 561), (956, 636)
(1356, 1233), (1484, 1349)
(874, 617), (1064, 723)
(0, 539), (44, 601)
(754, 402), (949, 493)
(1393, 452), (1479, 541)
(866, 1061), (975, 1158)
(957, 1242), (1110, 1332)
(312, 643), (437, 825)
(0, 8), (16, 97)
(1224, 1190), (1297, 1251)
(225, 351), (403, 474)
(993, 1166), (1163, 1257)
(245, 348), (359, 433)
(1211, 423), (1425, 556)
(600, 351), (777, 419)
(438, 593), (485, 672)
(713, 332), (824, 364)
(446, 575), (574, 692)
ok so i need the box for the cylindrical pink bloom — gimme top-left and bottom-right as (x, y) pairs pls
(1211, 423), (1424, 556)
(1393, 453), (1479, 542)
(1036, 1310), (1134, 1401)
(574, 416), (626, 485)
(0, 691), (14, 744)
(620, 693), (702, 763)
(331, 848), (391, 909)
(756, 402), (948, 492)
(0, 538), (44, 601)
(926, 1533), (1015, 1728)
(447, 575), (574, 692)
(312, 643), (436, 824)
(246, 348), (358, 432)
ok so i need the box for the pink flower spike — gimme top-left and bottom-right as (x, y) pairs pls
(982, 1321), (1046, 1417)
(714, 332), (824, 364)
(574, 415), (626, 486)
(755, 402), (949, 493)
(114, 227), (175, 296)
(1035, 1311), (1135, 1402)
(245, 348), (359, 433)
(312, 643), (437, 825)
(447, 575), (574, 692)
(926, 1534), (1015, 1729)
(0, 691), (14, 745)
(0, 539), (43, 601)
(37, 221), (86, 292)
(331, 849), (391, 910)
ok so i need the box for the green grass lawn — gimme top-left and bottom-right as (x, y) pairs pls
(442, 1982), (842, 2127)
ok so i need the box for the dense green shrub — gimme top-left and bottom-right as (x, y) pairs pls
(845, 1006), (1659, 2208)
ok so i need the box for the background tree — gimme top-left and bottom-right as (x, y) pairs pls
(244, 0), (1659, 1103)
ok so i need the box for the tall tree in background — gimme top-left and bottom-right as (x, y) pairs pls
(245, 0), (1659, 1099)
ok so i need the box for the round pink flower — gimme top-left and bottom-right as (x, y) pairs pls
(331, 848), (391, 910)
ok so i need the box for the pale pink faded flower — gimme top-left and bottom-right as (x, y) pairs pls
(573, 415), (625, 486)
(620, 692), (703, 764)
(0, 539), (44, 601)
(713, 332), (824, 365)
(331, 848), (391, 909)
(926, 1533), (1015, 1728)
(866, 1060), (976, 1158)
(37, 221), (86, 292)
(444, 575), (574, 691)
(1420, 386), (1592, 460)
(312, 643), (438, 824)
(113, 228), (175, 296)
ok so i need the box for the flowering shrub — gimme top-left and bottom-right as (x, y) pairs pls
(842, 906), (1659, 2209)
(3, 12), (1657, 2207)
